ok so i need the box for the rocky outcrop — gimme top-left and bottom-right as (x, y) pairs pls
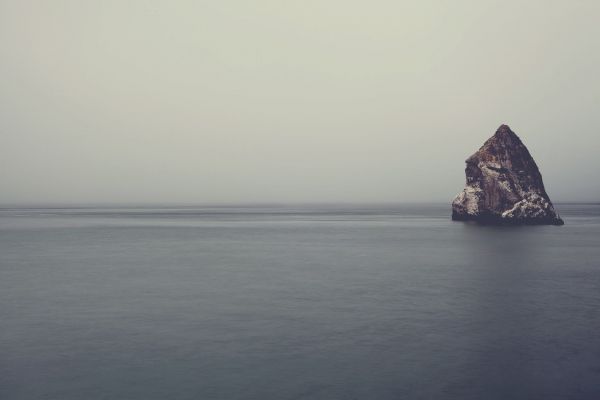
(452, 124), (563, 225)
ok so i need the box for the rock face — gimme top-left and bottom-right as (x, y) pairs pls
(452, 124), (563, 225)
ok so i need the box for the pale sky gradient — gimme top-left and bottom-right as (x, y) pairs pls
(1, 1), (598, 204)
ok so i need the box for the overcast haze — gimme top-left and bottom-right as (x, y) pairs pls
(1, 1), (598, 204)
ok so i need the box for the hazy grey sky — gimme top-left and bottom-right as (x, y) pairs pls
(1, 0), (598, 204)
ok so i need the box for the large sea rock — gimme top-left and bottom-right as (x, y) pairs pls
(452, 124), (563, 225)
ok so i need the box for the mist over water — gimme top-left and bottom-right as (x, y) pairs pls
(2, 2), (599, 398)
(2, 2), (600, 204)
(1, 204), (599, 399)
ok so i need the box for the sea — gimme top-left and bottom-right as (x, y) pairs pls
(1, 203), (599, 400)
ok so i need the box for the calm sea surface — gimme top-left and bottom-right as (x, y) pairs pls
(1, 204), (599, 400)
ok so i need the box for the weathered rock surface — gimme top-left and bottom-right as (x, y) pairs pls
(452, 124), (563, 225)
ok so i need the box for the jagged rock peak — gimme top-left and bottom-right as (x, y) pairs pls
(452, 124), (563, 225)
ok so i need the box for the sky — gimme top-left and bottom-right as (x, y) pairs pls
(1, 0), (598, 204)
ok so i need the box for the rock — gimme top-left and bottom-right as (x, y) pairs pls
(452, 124), (563, 225)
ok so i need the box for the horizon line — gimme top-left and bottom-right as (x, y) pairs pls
(0, 201), (598, 209)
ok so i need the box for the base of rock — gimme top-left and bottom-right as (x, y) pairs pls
(451, 210), (564, 225)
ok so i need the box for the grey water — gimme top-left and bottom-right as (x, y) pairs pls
(1, 204), (599, 400)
